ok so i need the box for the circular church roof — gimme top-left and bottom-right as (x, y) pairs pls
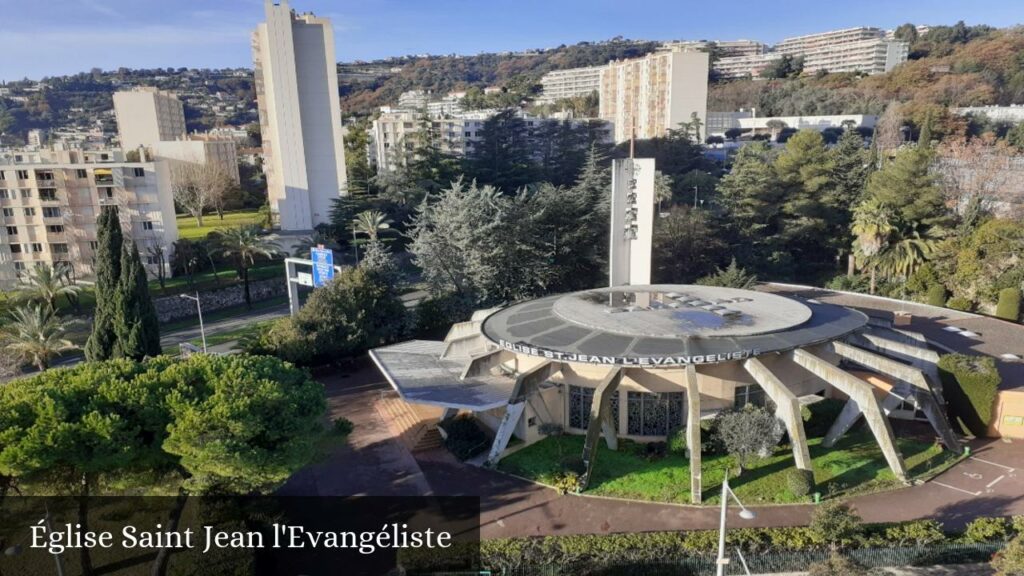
(480, 285), (867, 367)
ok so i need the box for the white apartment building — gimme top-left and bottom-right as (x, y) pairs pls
(776, 27), (908, 75)
(713, 53), (784, 79)
(113, 88), (187, 151)
(537, 66), (604, 104)
(661, 39), (766, 58)
(956, 105), (1024, 124)
(370, 109), (612, 174)
(150, 136), (241, 184)
(737, 114), (877, 133)
(252, 0), (347, 232)
(0, 146), (178, 288)
(600, 50), (709, 143)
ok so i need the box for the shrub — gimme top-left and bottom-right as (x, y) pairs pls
(240, 317), (314, 365)
(996, 288), (1021, 321)
(551, 470), (582, 494)
(714, 405), (783, 472)
(1013, 515), (1024, 535)
(947, 296), (974, 312)
(810, 501), (863, 549)
(333, 417), (354, 437)
(938, 354), (1001, 436)
(964, 516), (1010, 543)
(668, 427), (687, 454)
(413, 292), (475, 339)
(802, 398), (846, 438)
(826, 274), (871, 294)
(807, 553), (869, 576)
(439, 415), (490, 461)
(992, 534), (1024, 576)
(926, 284), (948, 307)
(786, 468), (815, 498)
(645, 441), (667, 460)
(883, 520), (946, 546)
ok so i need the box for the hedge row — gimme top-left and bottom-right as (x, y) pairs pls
(400, 516), (1024, 573)
(938, 353), (1001, 436)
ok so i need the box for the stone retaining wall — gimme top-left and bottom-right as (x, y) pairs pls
(154, 278), (285, 322)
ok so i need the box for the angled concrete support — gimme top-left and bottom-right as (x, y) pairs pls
(485, 403), (526, 466)
(744, 358), (813, 472)
(825, 399), (864, 447)
(460, 349), (505, 379)
(485, 360), (562, 466)
(580, 368), (623, 489)
(440, 407), (459, 421)
(790, 349), (908, 482)
(831, 341), (960, 451)
(441, 333), (492, 360)
(850, 331), (940, 379)
(686, 365), (702, 504)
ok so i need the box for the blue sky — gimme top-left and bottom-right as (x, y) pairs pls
(1, 0), (1021, 82)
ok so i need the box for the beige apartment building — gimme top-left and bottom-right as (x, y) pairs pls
(599, 50), (709, 143)
(151, 135), (241, 184)
(537, 65), (604, 104)
(0, 146), (178, 289)
(113, 87), (187, 151)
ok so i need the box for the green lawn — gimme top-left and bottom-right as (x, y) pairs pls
(161, 319), (274, 356)
(498, 431), (957, 505)
(175, 209), (261, 240)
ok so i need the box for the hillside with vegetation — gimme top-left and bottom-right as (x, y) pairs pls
(710, 22), (1024, 140)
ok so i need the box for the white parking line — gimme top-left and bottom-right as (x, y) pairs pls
(931, 481), (981, 496)
(986, 475), (1006, 489)
(969, 457), (1016, 473)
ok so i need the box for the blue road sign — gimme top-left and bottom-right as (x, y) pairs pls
(311, 246), (334, 288)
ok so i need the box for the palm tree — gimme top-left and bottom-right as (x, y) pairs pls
(1, 303), (77, 371)
(293, 232), (341, 259)
(851, 198), (896, 294)
(211, 224), (281, 309)
(352, 210), (392, 241)
(21, 262), (81, 312)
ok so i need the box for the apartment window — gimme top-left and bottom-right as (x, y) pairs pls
(47, 225), (65, 234)
(464, 132), (471, 138)
(23, 207), (36, 217)
(132, 168), (145, 177)
(50, 243), (69, 254)
(13, 262), (25, 272)
(39, 189), (57, 201)
(10, 244), (21, 253)
(5, 226), (16, 236)
(42, 207), (61, 218)
(76, 169), (88, 179)
(142, 221), (154, 231)
(30, 243), (43, 253)
(734, 385), (767, 409)
(89, 241), (98, 251)
(20, 189), (31, 199)
(2, 208), (13, 218)
(15, 170), (28, 180)
(0, 189), (10, 199)
(36, 171), (54, 181)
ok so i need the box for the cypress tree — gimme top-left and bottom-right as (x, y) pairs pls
(84, 206), (123, 361)
(114, 240), (162, 359)
(918, 112), (933, 149)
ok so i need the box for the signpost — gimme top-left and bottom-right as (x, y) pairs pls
(311, 246), (335, 288)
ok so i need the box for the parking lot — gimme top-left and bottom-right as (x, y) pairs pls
(931, 453), (1018, 497)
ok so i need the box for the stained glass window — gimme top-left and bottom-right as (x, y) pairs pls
(568, 385), (619, 432)
(627, 391), (685, 436)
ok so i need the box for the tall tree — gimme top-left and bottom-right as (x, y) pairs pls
(85, 205), (123, 361)
(716, 142), (784, 259)
(113, 240), (162, 360)
(775, 130), (834, 266)
(865, 146), (950, 230)
(169, 160), (233, 227)
(212, 225), (281, 310)
(652, 207), (724, 283)
(465, 108), (536, 192)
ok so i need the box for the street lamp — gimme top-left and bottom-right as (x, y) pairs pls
(716, 474), (756, 576)
(179, 292), (207, 353)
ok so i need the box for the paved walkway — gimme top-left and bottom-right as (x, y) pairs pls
(280, 359), (432, 497)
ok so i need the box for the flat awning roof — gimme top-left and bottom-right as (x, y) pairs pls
(369, 340), (515, 411)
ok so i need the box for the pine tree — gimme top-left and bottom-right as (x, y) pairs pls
(84, 206), (123, 361)
(113, 240), (162, 360)
(918, 112), (933, 149)
(716, 142), (784, 252)
(774, 130), (833, 265)
(828, 128), (871, 249)
(865, 146), (950, 229)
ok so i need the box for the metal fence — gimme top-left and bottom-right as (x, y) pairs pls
(414, 541), (1004, 576)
